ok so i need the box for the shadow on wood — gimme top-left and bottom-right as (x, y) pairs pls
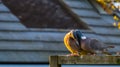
(49, 55), (120, 67)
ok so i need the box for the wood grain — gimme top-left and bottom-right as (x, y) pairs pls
(49, 55), (120, 66)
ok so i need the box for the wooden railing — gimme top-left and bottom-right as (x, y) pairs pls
(49, 55), (120, 67)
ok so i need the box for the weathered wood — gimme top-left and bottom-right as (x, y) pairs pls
(0, 40), (119, 53)
(90, 26), (120, 36)
(0, 28), (93, 32)
(80, 17), (113, 27)
(0, 40), (118, 53)
(49, 56), (120, 67)
(0, 41), (67, 51)
(0, 31), (65, 42)
(49, 56), (61, 67)
(57, 0), (89, 29)
(0, 30), (120, 45)
(58, 56), (120, 64)
(71, 8), (100, 18)
(0, 22), (26, 29)
(89, 0), (107, 14)
(2, 0), (89, 29)
(63, 0), (93, 9)
(0, 31), (109, 44)
(0, 13), (19, 21)
(0, 3), (9, 12)
(0, 31), (95, 42)
(0, 51), (68, 63)
(101, 15), (115, 24)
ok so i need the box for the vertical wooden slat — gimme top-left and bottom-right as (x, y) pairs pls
(49, 56), (61, 67)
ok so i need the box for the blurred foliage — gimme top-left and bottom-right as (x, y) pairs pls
(96, 0), (120, 29)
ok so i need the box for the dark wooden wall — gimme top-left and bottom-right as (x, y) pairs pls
(2, 0), (88, 29)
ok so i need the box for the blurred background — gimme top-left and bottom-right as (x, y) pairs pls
(0, 0), (120, 66)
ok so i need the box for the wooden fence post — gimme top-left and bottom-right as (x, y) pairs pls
(49, 56), (61, 67)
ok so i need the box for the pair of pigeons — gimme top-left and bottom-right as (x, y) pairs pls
(64, 30), (114, 56)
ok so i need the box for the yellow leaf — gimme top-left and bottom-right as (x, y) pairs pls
(113, 22), (117, 27)
(113, 16), (119, 21)
(118, 22), (120, 26)
(117, 22), (120, 29)
(111, 5), (116, 10)
(118, 26), (120, 29)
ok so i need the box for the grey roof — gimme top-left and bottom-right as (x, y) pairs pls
(0, 0), (120, 63)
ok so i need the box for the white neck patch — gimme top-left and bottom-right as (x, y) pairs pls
(81, 36), (87, 39)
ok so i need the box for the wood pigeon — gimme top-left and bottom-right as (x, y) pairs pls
(64, 30), (114, 56)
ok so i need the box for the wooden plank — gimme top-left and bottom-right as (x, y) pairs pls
(0, 28), (93, 33)
(58, 56), (120, 64)
(89, 0), (107, 14)
(100, 35), (120, 45)
(0, 3), (9, 12)
(0, 31), (92, 41)
(63, 0), (93, 9)
(71, 8), (100, 18)
(90, 26), (120, 35)
(0, 51), (68, 63)
(101, 15), (116, 24)
(0, 31), (65, 41)
(0, 22), (26, 30)
(0, 41), (118, 53)
(0, 31), (97, 42)
(0, 41), (67, 51)
(0, 27), (27, 31)
(0, 30), (119, 45)
(80, 17), (113, 27)
(0, 13), (19, 21)
(0, 20), (19, 22)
